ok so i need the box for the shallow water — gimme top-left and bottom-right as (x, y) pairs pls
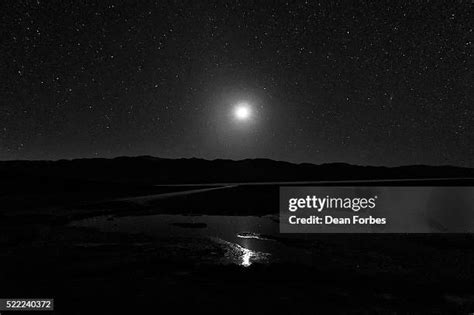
(71, 214), (312, 267)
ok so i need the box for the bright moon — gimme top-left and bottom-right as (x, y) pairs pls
(234, 103), (252, 121)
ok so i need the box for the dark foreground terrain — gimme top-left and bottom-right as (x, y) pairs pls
(1, 158), (474, 314)
(3, 224), (474, 314)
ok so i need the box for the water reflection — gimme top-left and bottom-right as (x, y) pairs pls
(236, 232), (271, 241)
(234, 243), (269, 267)
(72, 214), (309, 267)
(214, 237), (269, 267)
(241, 247), (253, 267)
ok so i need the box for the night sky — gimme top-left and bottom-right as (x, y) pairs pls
(1, 1), (473, 166)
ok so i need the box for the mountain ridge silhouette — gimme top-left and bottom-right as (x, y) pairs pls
(1, 156), (473, 186)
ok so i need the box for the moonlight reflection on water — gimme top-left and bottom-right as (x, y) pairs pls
(71, 214), (306, 267)
(216, 237), (270, 267)
(241, 247), (253, 267)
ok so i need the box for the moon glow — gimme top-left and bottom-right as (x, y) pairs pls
(233, 102), (252, 121)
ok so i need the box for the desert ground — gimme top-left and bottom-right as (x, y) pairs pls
(1, 179), (474, 314)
